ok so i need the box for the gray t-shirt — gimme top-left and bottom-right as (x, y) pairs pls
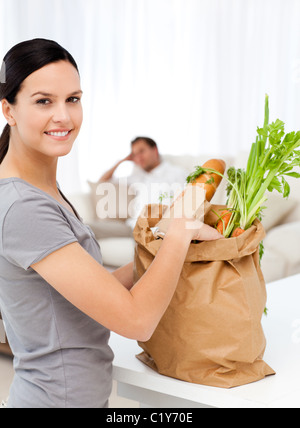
(0, 178), (114, 408)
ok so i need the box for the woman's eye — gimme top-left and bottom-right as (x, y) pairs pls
(35, 97), (81, 105)
(67, 97), (81, 103)
(36, 99), (51, 105)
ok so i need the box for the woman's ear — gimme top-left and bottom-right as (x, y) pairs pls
(1, 99), (16, 126)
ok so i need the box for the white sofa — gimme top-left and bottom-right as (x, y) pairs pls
(67, 153), (300, 284)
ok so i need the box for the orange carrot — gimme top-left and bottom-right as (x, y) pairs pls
(232, 227), (245, 237)
(216, 210), (232, 235)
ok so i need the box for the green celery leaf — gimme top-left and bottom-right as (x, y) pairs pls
(267, 176), (283, 193)
(285, 172), (300, 178)
(282, 177), (291, 198)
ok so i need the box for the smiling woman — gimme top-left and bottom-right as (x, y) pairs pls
(0, 39), (222, 408)
(1, 60), (83, 163)
(0, 39), (80, 162)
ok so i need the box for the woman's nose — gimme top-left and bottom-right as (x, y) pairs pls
(52, 103), (71, 123)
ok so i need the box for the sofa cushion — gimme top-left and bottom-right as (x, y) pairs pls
(261, 220), (300, 284)
(0, 312), (12, 356)
(88, 219), (133, 239)
(88, 180), (135, 221)
(66, 192), (95, 224)
(263, 221), (300, 277)
(260, 248), (287, 284)
(261, 192), (298, 232)
(98, 237), (135, 267)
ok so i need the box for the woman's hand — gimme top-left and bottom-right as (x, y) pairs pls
(166, 217), (224, 243)
(187, 218), (224, 241)
(164, 187), (224, 242)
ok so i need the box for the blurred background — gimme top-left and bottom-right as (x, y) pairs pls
(0, 0), (300, 193)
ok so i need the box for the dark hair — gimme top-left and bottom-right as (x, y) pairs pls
(0, 38), (79, 164)
(131, 136), (158, 149)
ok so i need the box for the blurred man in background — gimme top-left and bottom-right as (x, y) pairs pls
(98, 136), (188, 227)
(99, 136), (187, 184)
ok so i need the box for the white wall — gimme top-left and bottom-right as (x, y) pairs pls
(1, 0), (300, 193)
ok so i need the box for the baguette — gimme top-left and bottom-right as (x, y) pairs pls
(190, 159), (226, 201)
(154, 159), (226, 238)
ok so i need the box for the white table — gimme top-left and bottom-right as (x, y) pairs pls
(109, 274), (300, 408)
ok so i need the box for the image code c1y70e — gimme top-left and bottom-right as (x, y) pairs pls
(105, 411), (194, 425)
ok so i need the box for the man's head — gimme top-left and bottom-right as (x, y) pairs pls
(131, 137), (160, 172)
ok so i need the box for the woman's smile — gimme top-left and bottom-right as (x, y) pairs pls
(44, 129), (73, 140)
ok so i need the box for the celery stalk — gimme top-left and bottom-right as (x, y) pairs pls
(187, 95), (300, 239)
(227, 94), (300, 235)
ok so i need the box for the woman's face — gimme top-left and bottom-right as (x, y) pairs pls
(4, 60), (83, 159)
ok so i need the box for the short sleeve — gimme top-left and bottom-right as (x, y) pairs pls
(2, 194), (78, 270)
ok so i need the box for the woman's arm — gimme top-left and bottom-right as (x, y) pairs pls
(32, 218), (222, 341)
(112, 262), (134, 290)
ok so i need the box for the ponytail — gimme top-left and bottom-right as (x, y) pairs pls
(0, 124), (10, 164)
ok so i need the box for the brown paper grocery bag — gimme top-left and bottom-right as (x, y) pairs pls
(133, 204), (275, 389)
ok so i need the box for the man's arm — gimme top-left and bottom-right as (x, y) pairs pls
(98, 154), (134, 183)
